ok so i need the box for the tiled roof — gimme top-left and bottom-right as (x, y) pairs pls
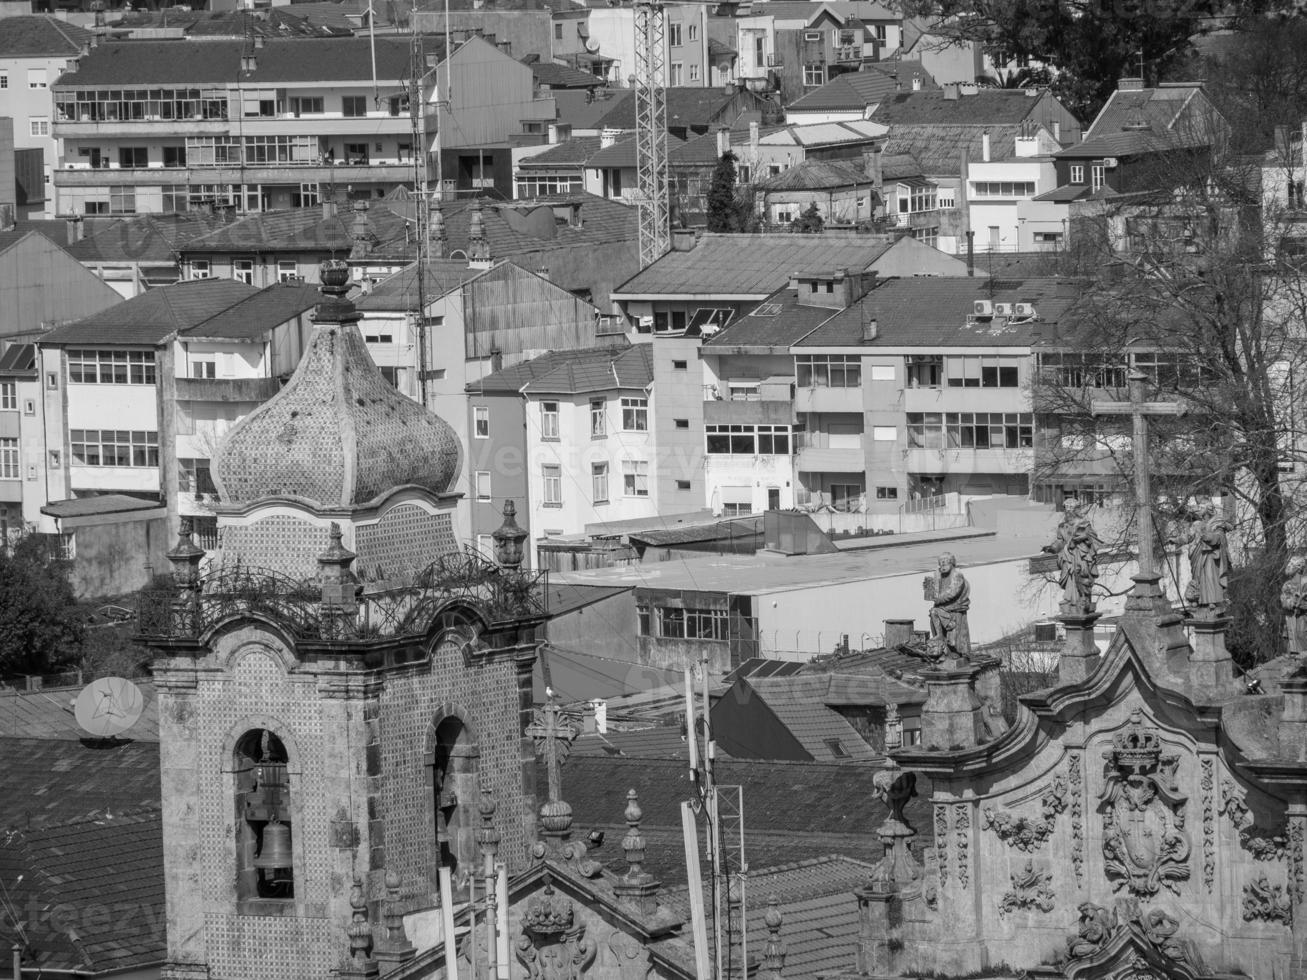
(40, 278), (258, 346)
(584, 132), (688, 170)
(662, 855), (875, 980)
(881, 122), (1022, 173)
(469, 343), (632, 392)
(0, 683), (159, 741)
(532, 647), (682, 704)
(590, 86), (768, 132)
(0, 808), (165, 974)
(54, 36), (415, 86)
(67, 212), (235, 264)
(517, 136), (604, 167)
(42, 494), (163, 518)
(613, 233), (894, 298)
(788, 62), (935, 113)
(872, 88), (1050, 125)
(1054, 130), (1175, 159)
(355, 259), (494, 309)
(753, 159), (873, 192)
(797, 275), (1079, 348)
(1087, 84), (1204, 140)
(553, 89), (627, 130)
(529, 60), (603, 89)
(112, 7), (351, 36)
(0, 15), (90, 56)
(755, 0), (900, 21)
(183, 281), (320, 340)
(0, 736), (160, 828)
(182, 204), (411, 255)
(879, 150), (925, 181)
(725, 675), (881, 762)
(519, 344), (652, 394)
(760, 119), (885, 148)
(570, 727), (693, 759)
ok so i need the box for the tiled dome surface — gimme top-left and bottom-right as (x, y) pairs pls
(212, 291), (461, 508)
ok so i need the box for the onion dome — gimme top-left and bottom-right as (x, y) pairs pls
(212, 259), (462, 508)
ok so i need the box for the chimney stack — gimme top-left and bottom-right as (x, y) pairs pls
(942, 82), (959, 101)
(717, 126), (730, 158)
(883, 619), (914, 647)
(749, 120), (760, 148)
(65, 215), (84, 245)
(981, 130), (991, 162)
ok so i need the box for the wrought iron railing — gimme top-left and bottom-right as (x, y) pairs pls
(136, 549), (547, 643)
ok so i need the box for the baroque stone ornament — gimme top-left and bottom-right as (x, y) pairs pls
(934, 804), (950, 885)
(1220, 777), (1288, 861)
(1042, 497), (1102, 614)
(516, 880), (598, 980)
(1098, 711), (1191, 897)
(1291, 818), (1306, 903)
(1242, 872), (1293, 925)
(998, 859), (1055, 917)
(1062, 898), (1203, 980)
(923, 552), (971, 662)
(982, 775), (1068, 851)
(1200, 759), (1215, 892)
(1068, 751), (1084, 885)
(954, 803), (970, 890)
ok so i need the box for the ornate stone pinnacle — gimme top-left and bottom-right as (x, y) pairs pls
(346, 878), (373, 965)
(622, 789), (646, 879)
(167, 517), (205, 586)
(477, 786), (501, 860)
(762, 894), (786, 976)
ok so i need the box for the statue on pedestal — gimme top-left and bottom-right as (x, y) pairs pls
(1282, 556), (1307, 655)
(1177, 502), (1231, 616)
(1042, 498), (1101, 615)
(923, 553), (970, 662)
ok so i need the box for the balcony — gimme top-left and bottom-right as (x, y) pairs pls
(175, 377), (282, 402)
(55, 113), (412, 139)
(55, 163), (415, 187)
(56, 118), (231, 138)
(704, 398), (792, 425)
(794, 384), (863, 414)
(796, 431), (863, 474)
(904, 447), (1033, 475)
(903, 386), (1030, 413)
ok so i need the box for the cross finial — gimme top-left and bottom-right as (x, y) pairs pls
(527, 693), (578, 804)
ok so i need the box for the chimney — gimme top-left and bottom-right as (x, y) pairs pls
(966, 229), (975, 276)
(1119, 77), (1145, 92)
(0, 204), (12, 233)
(65, 215), (84, 245)
(862, 313), (878, 342)
(600, 127), (621, 148)
(670, 228), (697, 251)
(717, 126), (730, 158)
(749, 120), (760, 148)
(724, 80), (738, 96)
(911, 74), (922, 91)
(863, 144), (883, 192)
(1052, 120), (1061, 142)
(981, 130), (991, 162)
(490, 348), (504, 373)
(942, 82), (959, 101)
(884, 619), (914, 647)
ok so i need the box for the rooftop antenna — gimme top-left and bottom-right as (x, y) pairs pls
(369, 0), (379, 107)
(409, 0), (431, 408)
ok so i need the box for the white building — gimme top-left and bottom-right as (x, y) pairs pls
(0, 16), (91, 218)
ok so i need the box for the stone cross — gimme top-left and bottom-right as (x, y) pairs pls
(1091, 369), (1186, 581)
(527, 695), (578, 804)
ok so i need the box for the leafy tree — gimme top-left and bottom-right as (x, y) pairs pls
(890, 0), (1272, 119)
(0, 533), (83, 676)
(792, 202), (825, 234)
(706, 150), (747, 233)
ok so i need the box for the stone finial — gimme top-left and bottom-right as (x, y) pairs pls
(762, 894), (786, 979)
(613, 788), (659, 911)
(379, 870), (415, 960)
(492, 499), (529, 569)
(468, 200), (490, 263)
(340, 878), (376, 976)
(319, 259), (352, 297)
(430, 202), (447, 259)
(477, 786), (501, 868)
(528, 695), (579, 846)
(313, 259), (362, 328)
(317, 523), (358, 628)
(867, 767), (920, 889)
(166, 517), (205, 587)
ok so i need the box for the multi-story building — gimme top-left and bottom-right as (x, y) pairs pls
(0, 16), (91, 218)
(50, 34), (554, 216)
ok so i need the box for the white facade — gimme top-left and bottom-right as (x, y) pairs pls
(523, 388), (657, 553)
(0, 51), (69, 218)
(965, 128), (1060, 252)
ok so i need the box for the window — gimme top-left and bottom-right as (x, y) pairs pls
(1091, 164), (1105, 192)
(830, 484), (863, 511)
(706, 424), (790, 455)
(668, 22), (682, 45)
(67, 349), (157, 385)
(178, 458), (217, 497)
(590, 398), (606, 437)
(344, 142), (369, 164)
(675, 419), (689, 429)
(234, 259), (254, 285)
(1070, 164), (1085, 185)
(637, 604), (651, 635)
(689, 64), (700, 82)
(623, 459), (649, 496)
(872, 426), (897, 441)
(825, 738), (850, 758)
(342, 95), (367, 117)
(290, 96), (324, 116)
(0, 439), (17, 479)
(0, 383), (14, 410)
(669, 62), (683, 86)
(876, 486), (898, 500)
(907, 413), (1032, 449)
(676, 480), (691, 491)
(944, 355), (1020, 388)
(804, 30), (822, 41)
(652, 310), (687, 334)
(191, 260), (211, 280)
(163, 145), (187, 168)
(1289, 180), (1305, 209)
(621, 397), (648, 431)
(969, 181), (1037, 198)
(689, 23), (698, 40)
(657, 607), (685, 638)
(235, 729), (294, 901)
(870, 365), (895, 382)
(0, 75), (6, 89)
(23, 399), (34, 416)
(554, 22), (563, 40)
(362, 331), (393, 344)
(1037, 353), (1127, 389)
(541, 401), (560, 440)
(592, 462), (609, 503)
(192, 358), (216, 379)
(27, 68), (46, 89)
(475, 470), (492, 500)
(48, 450), (60, 469)
(277, 261), (299, 283)
(542, 464), (562, 505)
(70, 429), (159, 467)
(109, 186), (136, 214)
(796, 354), (861, 388)
(29, 117), (49, 137)
(118, 147), (148, 168)
(907, 355), (942, 388)
(46, 372), (57, 390)
(803, 64), (825, 87)
(474, 407), (490, 439)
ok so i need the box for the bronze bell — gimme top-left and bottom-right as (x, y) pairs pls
(255, 819), (293, 875)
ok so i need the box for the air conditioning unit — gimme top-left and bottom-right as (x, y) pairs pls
(1103, 157), (1119, 168)
(1013, 302), (1036, 317)
(993, 302), (1014, 316)
(973, 300), (994, 317)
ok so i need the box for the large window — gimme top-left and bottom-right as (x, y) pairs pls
(655, 606), (727, 640)
(970, 181), (1037, 198)
(898, 184), (936, 214)
(474, 407), (489, 439)
(705, 424), (791, 455)
(234, 259), (255, 285)
(67, 349), (156, 384)
(70, 429), (159, 467)
(803, 64), (825, 87)
(623, 459), (649, 497)
(29, 117), (49, 137)
(668, 22), (682, 45)
(342, 95), (368, 117)
(186, 135), (317, 168)
(906, 355), (942, 388)
(592, 462), (609, 503)
(109, 186), (136, 214)
(1091, 163), (1105, 192)
(542, 464), (562, 505)
(57, 87), (226, 124)
(621, 397), (648, 431)
(590, 398), (606, 437)
(0, 438), (17, 479)
(515, 174), (583, 198)
(1070, 164), (1085, 184)
(906, 413), (1032, 449)
(944, 354), (1020, 388)
(0, 382), (15, 410)
(1037, 353), (1127, 389)
(796, 354), (861, 388)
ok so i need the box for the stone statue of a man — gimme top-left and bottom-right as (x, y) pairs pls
(1282, 556), (1307, 655)
(1042, 497), (1101, 615)
(924, 552), (970, 662)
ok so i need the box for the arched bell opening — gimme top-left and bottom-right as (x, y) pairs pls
(234, 728), (295, 901)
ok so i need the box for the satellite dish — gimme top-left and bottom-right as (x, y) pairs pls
(74, 677), (146, 739)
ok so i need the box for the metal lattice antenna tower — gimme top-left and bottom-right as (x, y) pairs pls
(634, 0), (670, 267)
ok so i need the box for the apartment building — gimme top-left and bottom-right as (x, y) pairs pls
(50, 34), (554, 216)
(0, 16), (91, 218)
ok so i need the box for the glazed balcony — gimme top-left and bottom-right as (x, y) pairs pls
(55, 162), (415, 186)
